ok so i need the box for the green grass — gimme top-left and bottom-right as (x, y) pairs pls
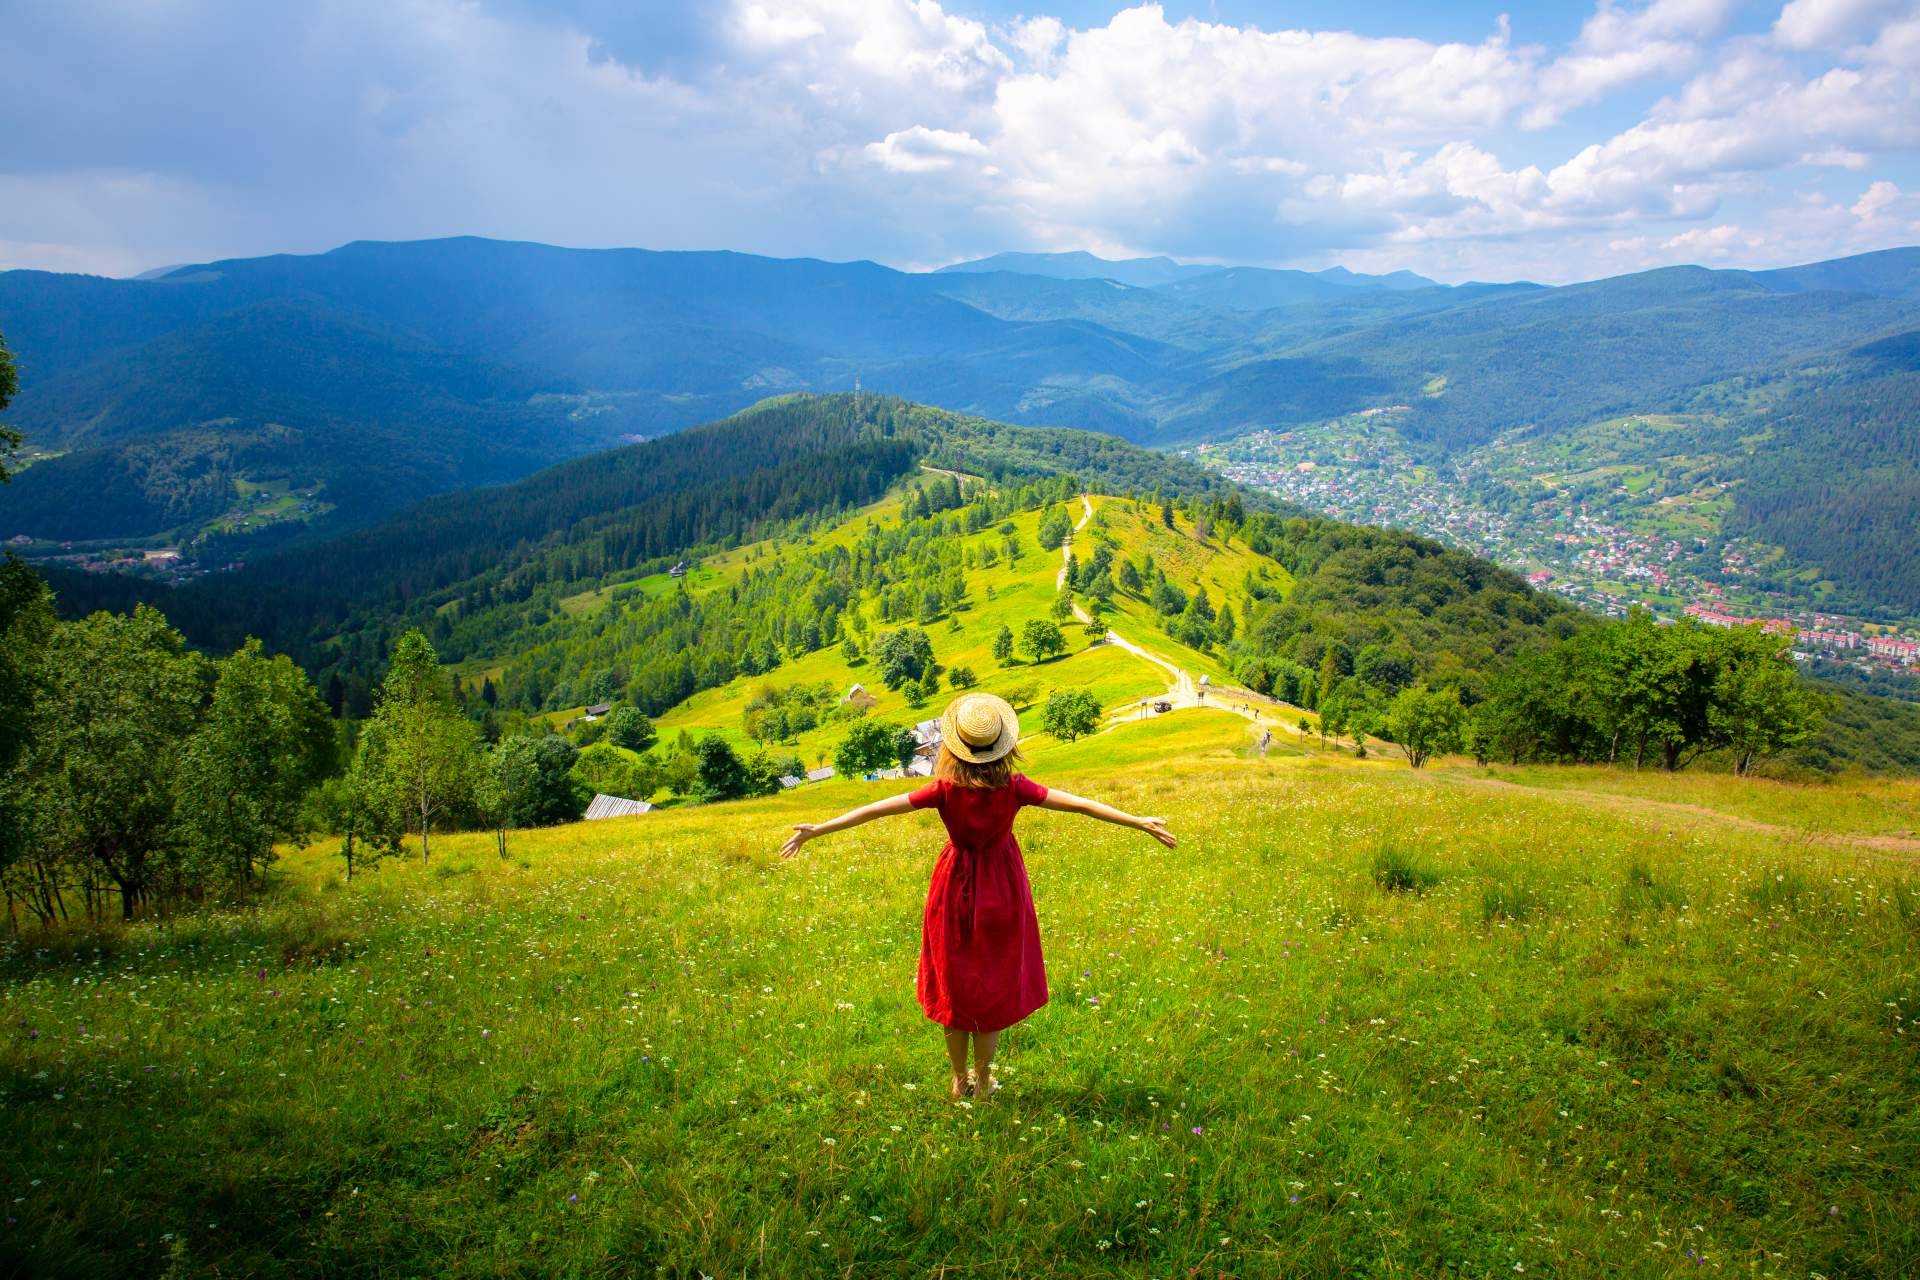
(1479, 764), (1920, 838)
(3, 726), (1917, 1276)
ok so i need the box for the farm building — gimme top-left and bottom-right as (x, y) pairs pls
(583, 703), (613, 720)
(584, 794), (653, 820)
(908, 718), (942, 776)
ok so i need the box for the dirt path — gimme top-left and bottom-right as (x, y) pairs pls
(1055, 496), (1304, 744)
(1450, 773), (1920, 858)
(919, 463), (980, 487)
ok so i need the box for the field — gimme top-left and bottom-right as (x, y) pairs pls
(4, 713), (1917, 1277)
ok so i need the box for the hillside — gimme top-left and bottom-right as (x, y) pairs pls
(599, 492), (1282, 769)
(30, 396), (1248, 667)
(4, 712), (1915, 1275)
(5, 239), (1918, 606)
(33, 390), (1916, 777)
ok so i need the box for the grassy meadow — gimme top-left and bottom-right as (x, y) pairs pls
(3, 712), (1918, 1277)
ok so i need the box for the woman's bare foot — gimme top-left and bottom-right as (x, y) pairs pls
(949, 1073), (973, 1100)
(975, 1071), (999, 1099)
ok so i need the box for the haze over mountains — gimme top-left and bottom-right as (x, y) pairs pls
(1, 236), (1917, 611)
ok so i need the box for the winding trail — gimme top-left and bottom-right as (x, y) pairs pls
(1056, 495), (1304, 741)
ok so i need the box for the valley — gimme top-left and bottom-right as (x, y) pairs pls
(1194, 406), (1920, 686)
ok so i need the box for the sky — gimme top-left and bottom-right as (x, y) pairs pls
(1, 0), (1917, 283)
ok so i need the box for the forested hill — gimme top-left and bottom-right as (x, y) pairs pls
(39, 394), (1250, 669)
(31, 391), (1920, 774)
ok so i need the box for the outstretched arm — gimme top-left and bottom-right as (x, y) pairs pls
(779, 792), (918, 858)
(1038, 788), (1177, 848)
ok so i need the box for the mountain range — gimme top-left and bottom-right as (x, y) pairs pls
(1, 237), (1917, 612)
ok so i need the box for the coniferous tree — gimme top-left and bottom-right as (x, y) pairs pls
(991, 625), (1014, 665)
(0, 327), (18, 481)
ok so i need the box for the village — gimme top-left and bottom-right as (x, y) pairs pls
(1192, 420), (1920, 677)
(3, 477), (329, 581)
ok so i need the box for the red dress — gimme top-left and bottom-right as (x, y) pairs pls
(908, 775), (1051, 1032)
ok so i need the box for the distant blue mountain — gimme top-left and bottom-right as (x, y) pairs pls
(2, 236), (1917, 554)
(934, 250), (1217, 287)
(935, 249), (1440, 294)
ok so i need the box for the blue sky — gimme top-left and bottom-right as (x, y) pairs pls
(1, 1), (1916, 282)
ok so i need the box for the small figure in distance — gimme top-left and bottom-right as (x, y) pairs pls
(779, 692), (1175, 1101)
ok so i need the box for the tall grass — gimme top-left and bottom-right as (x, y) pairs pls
(2, 735), (1917, 1277)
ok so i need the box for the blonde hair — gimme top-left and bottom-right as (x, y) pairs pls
(935, 742), (1023, 788)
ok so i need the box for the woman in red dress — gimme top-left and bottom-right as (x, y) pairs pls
(780, 692), (1177, 1099)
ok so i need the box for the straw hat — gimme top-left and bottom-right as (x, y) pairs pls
(940, 691), (1021, 764)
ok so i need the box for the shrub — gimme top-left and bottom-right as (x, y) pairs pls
(1003, 682), (1039, 711)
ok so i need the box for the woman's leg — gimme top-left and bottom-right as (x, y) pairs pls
(943, 1027), (971, 1097)
(973, 1029), (1001, 1094)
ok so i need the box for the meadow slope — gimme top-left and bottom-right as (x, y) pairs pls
(3, 714), (1917, 1278)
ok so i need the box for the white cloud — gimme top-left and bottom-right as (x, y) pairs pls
(1852, 178), (1901, 217)
(1661, 223), (1755, 255)
(1, 0), (1917, 283)
(734, 5), (826, 47)
(1773, 0), (1913, 49)
(1526, 0), (1738, 127)
(1004, 16), (1066, 71)
(864, 125), (989, 173)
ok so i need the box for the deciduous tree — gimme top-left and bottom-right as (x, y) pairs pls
(176, 639), (332, 896)
(1386, 684), (1465, 769)
(373, 630), (476, 862)
(1042, 689), (1101, 742)
(1021, 619), (1066, 664)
